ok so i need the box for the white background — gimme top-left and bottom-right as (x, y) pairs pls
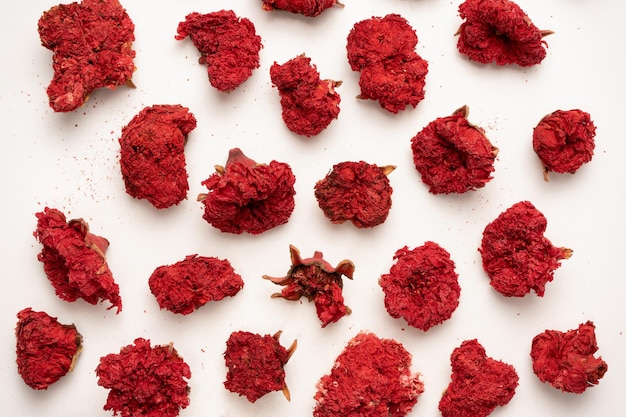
(1, 1), (624, 416)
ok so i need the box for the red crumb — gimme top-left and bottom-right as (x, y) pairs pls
(314, 332), (424, 417)
(261, 0), (341, 17)
(531, 321), (607, 393)
(119, 105), (197, 209)
(38, 0), (135, 112)
(149, 255), (244, 315)
(176, 10), (262, 92)
(479, 201), (572, 297)
(34, 207), (122, 312)
(16, 308), (82, 390)
(439, 339), (518, 417)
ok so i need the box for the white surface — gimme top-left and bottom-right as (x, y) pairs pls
(1, 1), (624, 416)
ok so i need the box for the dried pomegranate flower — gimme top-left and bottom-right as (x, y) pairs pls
(270, 54), (341, 137)
(479, 201), (572, 297)
(314, 332), (424, 417)
(96, 338), (191, 417)
(439, 339), (518, 417)
(119, 104), (197, 209)
(198, 148), (296, 235)
(176, 10), (262, 92)
(379, 242), (460, 331)
(261, 0), (343, 17)
(456, 0), (553, 67)
(38, 0), (136, 112)
(149, 254), (244, 315)
(346, 14), (428, 113)
(533, 109), (596, 181)
(531, 321), (607, 393)
(224, 330), (297, 402)
(263, 245), (354, 327)
(411, 106), (498, 194)
(15, 308), (82, 390)
(34, 207), (122, 312)
(314, 161), (395, 228)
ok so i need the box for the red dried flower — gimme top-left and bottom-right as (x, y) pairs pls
(34, 207), (122, 312)
(411, 106), (498, 194)
(439, 339), (518, 417)
(379, 242), (460, 331)
(531, 321), (608, 393)
(479, 201), (572, 297)
(224, 330), (297, 402)
(96, 338), (191, 417)
(314, 332), (424, 417)
(198, 148), (296, 235)
(263, 245), (354, 327)
(456, 0), (553, 66)
(149, 254), (244, 315)
(119, 105), (197, 209)
(176, 10), (262, 92)
(15, 308), (82, 390)
(533, 109), (596, 180)
(314, 161), (395, 228)
(346, 14), (428, 113)
(38, 0), (136, 112)
(270, 55), (341, 137)
(261, 0), (342, 17)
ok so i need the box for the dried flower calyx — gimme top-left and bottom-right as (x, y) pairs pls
(119, 104), (197, 209)
(411, 106), (498, 194)
(16, 308), (82, 390)
(224, 330), (297, 402)
(96, 338), (191, 417)
(533, 109), (596, 181)
(34, 207), (122, 312)
(261, 0), (343, 17)
(38, 0), (136, 112)
(270, 54), (341, 137)
(176, 10), (262, 92)
(314, 161), (395, 228)
(198, 148), (296, 235)
(479, 201), (572, 297)
(314, 332), (424, 417)
(531, 321), (607, 393)
(439, 339), (518, 417)
(456, 0), (553, 66)
(264, 245), (354, 327)
(149, 255), (243, 315)
(346, 14), (428, 113)
(379, 242), (461, 331)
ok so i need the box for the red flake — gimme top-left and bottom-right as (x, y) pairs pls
(264, 245), (354, 327)
(198, 148), (296, 235)
(38, 0), (136, 112)
(149, 254), (244, 315)
(411, 106), (498, 194)
(34, 207), (122, 312)
(176, 10), (262, 92)
(314, 161), (395, 228)
(346, 14), (428, 113)
(314, 332), (424, 417)
(439, 339), (518, 417)
(379, 242), (460, 331)
(531, 321), (607, 393)
(479, 201), (572, 297)
(119, 105), (197, 209)
(456, 0), (553, 66)
(96, 338), (191, 417)
(533, 109), (596, 180)
(15, 308), (82, 390)
(261, 0), (342, 17)
(270, 55), (341, 137)
(224, 331), (296, 402)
